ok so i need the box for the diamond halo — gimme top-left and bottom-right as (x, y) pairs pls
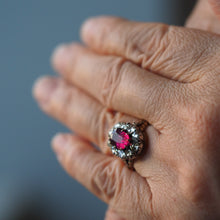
(107, 121), (146, 164)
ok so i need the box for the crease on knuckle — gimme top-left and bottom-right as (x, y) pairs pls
(146, 25), (182, 74)
(100, 57), (127, 107)
(112, 170), (154, 219)
(119, 23), (170, 68)
(139, 25), (210, 83)
(90, 159), (122, 202)
(138, 24), (171, 70)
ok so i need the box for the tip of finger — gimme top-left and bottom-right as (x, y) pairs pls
(80, 16), (102, 42)
(51, 42), (85, 74)
(51, 133), (68, 149)
(51, 133), (71, 161)
(32, 76), (58, 104)
(50, 43), (70, 72)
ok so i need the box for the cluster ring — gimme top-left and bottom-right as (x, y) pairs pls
(107, 120), (148, 169)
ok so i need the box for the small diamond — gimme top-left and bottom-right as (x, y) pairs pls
(132, 133), (139, 139)
(134, 144), (140, 151)
(114, 123), (120, 128)
(118, 151), (126, 159)
(121, 124), (127, 129)
(129, 127), (136, 133)
(126, 150), (133, 157)
(107, 140), (111, 147)
(112, 148), (117, 155)
(109, 129), (113, 136)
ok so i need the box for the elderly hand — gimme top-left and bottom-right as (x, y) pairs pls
(33, 17), (220, 219)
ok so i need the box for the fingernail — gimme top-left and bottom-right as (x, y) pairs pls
(32, 77), (58, 106)
(51, 44), (70, 72)
(51, 133), (68, 160)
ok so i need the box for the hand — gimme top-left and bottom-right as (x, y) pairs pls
(186, 0), (220, 33)
(33, 17), (220, 219)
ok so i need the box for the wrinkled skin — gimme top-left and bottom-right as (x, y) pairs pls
(33, 1), (220, 219)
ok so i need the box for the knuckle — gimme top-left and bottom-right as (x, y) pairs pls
(121, 23), (170, 66)
(138, 23), (170, 68)
(140, 25), (217, 82)
(140, 25), (182, 71)
(100, 57), (128, 107)
(91, 159), (123, 201)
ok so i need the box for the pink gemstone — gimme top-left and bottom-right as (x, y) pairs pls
(110, 128), (131, 150)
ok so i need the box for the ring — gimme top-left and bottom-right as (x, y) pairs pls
(107, 120), (148, 169)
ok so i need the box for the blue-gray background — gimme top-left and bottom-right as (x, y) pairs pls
(0, 0), (195, 219)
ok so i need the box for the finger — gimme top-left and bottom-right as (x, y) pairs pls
(105, 208), (125, 220)
(51, 133), (153, 219)
(52, 44), (179, 129)
(33, 76), (164, 177)
(33, 76), (139, 152)
(81, 16), (219, 82)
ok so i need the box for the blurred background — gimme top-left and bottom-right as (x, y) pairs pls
(0, 0), (195, 219)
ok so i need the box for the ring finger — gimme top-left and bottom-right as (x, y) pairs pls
(33, 76), (156, 154)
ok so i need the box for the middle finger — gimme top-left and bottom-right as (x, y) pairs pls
(52, 43), (180, 130)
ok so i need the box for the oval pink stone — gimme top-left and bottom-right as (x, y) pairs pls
(110, 128), (131, 150)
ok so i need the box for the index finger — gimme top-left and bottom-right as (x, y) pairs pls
(81, 16), (218, 83)
(52, 43), (179, 129)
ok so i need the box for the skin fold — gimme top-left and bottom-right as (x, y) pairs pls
(33, 1), (220, 219)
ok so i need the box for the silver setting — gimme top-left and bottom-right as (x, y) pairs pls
(107, 120), (147, 169)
